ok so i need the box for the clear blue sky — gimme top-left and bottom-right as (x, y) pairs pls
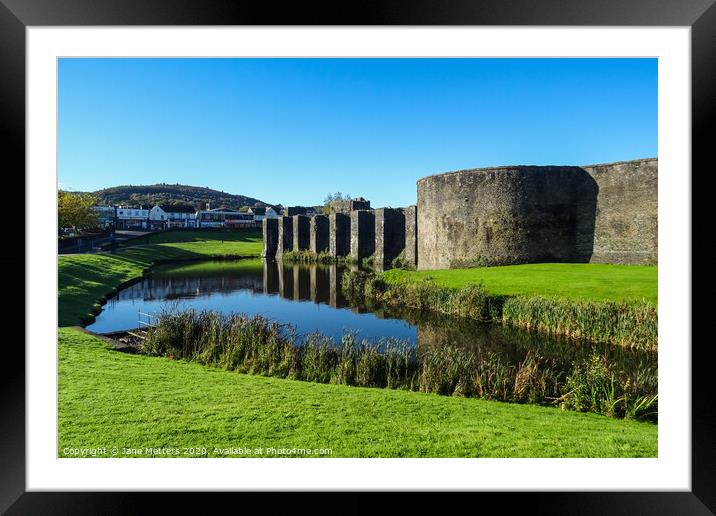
(58, 58), (657, 207)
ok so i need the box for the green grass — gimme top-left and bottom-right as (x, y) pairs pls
(58, 327), (658, 458)
(345, 267), (657, 349)
(118, 228), (260, 246)
(382, 263), (657, 304)
(142, 309), (658, 420)
(152, 258), (264, 278)
(58, 232), (262, 326)
(57, 234), (657, 456)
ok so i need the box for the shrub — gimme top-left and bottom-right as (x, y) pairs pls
(390, 250), (413, 270)
(281, 250), (335, 264)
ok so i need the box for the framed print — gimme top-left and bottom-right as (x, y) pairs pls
(2, 0), (710, 513)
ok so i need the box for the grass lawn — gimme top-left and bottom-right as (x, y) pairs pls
(118, 228), (259, 247)
(383, 263), (657, 304)
(58, 232), (262, 326)
(152, 258), (263, 278)
(58, 328), (658, 458)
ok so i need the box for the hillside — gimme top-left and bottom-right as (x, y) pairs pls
(91, 184), (278, 211)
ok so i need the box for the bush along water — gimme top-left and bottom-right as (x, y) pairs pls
(501, 296), (657, 350)
(390, 250), (414, 270)
(279, 250), (337, 264)
(340, 270), (657, 351)
(561, 350), (658, 420)
(141, 309), (657, 421)
(142, 309), (419, 389)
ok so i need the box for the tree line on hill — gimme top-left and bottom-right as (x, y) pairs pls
(88, 183), (279, 212)
(58, 186), (360, 233)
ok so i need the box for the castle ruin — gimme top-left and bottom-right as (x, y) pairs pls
(262, 158), (657, 270)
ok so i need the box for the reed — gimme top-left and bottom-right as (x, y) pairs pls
(301, 333), (338, 383)
(417, 346), (558, 402)
(141, 308), (657, 421)
(280, 250), (336, 264)
(561, 350), (658, 420)
(501, 296), (657, 351)
(341, 270), (656, 350)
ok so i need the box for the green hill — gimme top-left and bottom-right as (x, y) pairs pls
(91, 183), (278, 211)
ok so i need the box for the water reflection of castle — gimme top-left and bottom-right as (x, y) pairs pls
(111, 260), (549, 356)
(270, 261), (351, 308)
(106, 260), (655, 371)
(114, 261), (355, 310)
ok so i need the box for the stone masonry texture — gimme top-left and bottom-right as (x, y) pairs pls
(310, 215), (329, 253)
(261, 218), (278, 258)
(330, 199), (371, 214)
(374, 208), (406, 269)
(416, 158), (657, 270)
(292, 215), (310, 251)
(351, 210), (376, 262)
(276, 216), (293, 258)
(581, 159), (658, 265)
(403, 205), (417, 268)
(329, 213), (351, 257)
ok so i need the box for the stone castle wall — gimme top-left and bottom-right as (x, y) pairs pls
(416, 158), (657, 270)
(374, 208), (406, 269)
(350, 210), (376, 262)
(262, 158), (657, 271)
(330, 198), (371, 214)
(582, 159), (658, 265)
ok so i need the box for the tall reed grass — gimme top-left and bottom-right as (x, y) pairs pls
(142, 309), (418, 389)
(501, 296), (657, 350)
(280, 250), (336, 264)
(141, 308), (657, 421)
(562, 350), (658, 420)
(341, 270), (657, 351)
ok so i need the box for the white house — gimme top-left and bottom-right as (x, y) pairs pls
(247, 206), (278, 221)
(149, 204), (197, 229)
(115, 206), (149, 229)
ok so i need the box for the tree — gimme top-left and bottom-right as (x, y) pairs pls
(58, 190), (100, 232)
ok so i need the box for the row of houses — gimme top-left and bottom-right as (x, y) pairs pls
(92, 204), (282, 230)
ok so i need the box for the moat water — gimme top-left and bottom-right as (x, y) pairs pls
(87, 259), (416, 342)
(86, 259), (656, 379)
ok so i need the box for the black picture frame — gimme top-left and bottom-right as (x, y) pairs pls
(2, 1), (709, 513)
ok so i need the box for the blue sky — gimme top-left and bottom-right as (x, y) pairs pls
(58, 58), (657, 207)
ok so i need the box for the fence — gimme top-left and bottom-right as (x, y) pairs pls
(137, 311), (158, 330)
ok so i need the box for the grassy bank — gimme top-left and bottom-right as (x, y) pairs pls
(151, 258), (264, 279)
(58, 231), (261, 326)
(383, 263), (657, 304)
(117, 228), (260, 247)
(345, 265), (658, 350)
(142, 310), (657, 421)
(59, 327), (657, 457)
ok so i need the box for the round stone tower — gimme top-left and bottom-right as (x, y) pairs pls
(416, 159), (657, 270)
